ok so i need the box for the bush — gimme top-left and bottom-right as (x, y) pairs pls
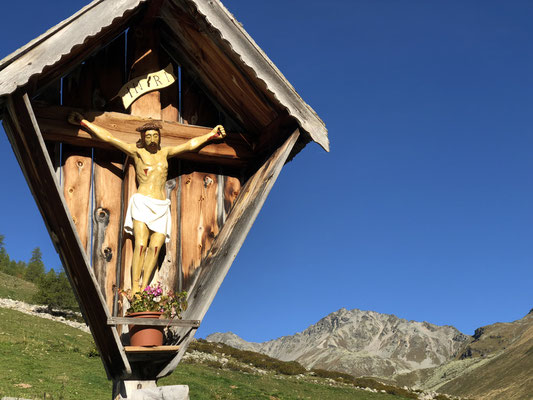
(312, 368), (355, 382)
(191, 339), (307, 375)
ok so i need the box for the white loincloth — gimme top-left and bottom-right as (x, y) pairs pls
(124, 193), (171, 243)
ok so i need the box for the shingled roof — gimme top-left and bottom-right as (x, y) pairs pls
(0, 0), (329, 151)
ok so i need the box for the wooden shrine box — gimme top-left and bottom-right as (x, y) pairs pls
(0, 0), (328, 389)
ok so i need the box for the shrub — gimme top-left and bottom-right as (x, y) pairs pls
(191, 339), (307, 375)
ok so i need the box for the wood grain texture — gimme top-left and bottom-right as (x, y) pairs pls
(108, 317), (200, 327)
(154, 178), (180, 293)
(128, 25), (162, 119)
(4, 93), (130, 379)
(223, 176), (241, 217)
(159, 52), (179, 122)
(62, 147), (92, 254)
(61, 56), (96, 257)
(125, 346), (180, 353)
(35, 105), (251, 165)
(159, 6), (275, 133)
(158, 129), (300, 378)
(0, 0), (144, 96)
(179, 171), (220, 290)
(93, 149), (124, 311)
(120, 161), (137, 295)
(88, 35), (128, 312)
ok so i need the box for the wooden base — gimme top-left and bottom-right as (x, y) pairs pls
(125, 346), (180, 353)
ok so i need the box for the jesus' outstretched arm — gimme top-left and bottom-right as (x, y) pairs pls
(68, 111), (136, 156)
(165, 124), (226, 158)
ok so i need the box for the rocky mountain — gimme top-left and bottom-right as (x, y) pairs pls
(207, 308), (470, 378)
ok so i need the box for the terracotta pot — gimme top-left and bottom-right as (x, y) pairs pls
(127, 311), (164, 347)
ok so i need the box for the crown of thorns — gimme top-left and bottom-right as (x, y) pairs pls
(136, 122), (162, 133)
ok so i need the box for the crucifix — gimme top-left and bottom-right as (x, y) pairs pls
(67, 112), (226, 293)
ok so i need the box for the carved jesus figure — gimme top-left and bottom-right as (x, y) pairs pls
(68, 111), (226, 293)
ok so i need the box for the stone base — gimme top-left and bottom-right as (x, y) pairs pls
(113, 380), (189, 400)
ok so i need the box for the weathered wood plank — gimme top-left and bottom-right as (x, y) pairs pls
(34, 105), (251, 165)
(93, 149), (124, 311)
(4, 92), (130, 379)
(154, 177), (180, 293)
(160, 2), (277, 131)
(223, 176), (241, 217)
(61, 56), (96, 258)
(88, 35), (128, 312)
(125, 346), (180, 353)
(60, 57), (97, 262)
(160, 53), (179, 122)
(120, 161), (137, 295)
(179, 171), (220, 290)
(128, 24), (162, 119)
(157, 129), (300, 378)
(0, 0), (144, 96)
(108, 317), (200, 327)
(62, 147), (93, 254)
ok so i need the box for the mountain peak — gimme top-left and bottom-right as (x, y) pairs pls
(207, 307), (469, 378)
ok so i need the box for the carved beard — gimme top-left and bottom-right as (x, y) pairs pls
(145, 142), (159, 154)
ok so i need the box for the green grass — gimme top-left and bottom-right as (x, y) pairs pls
(0, 271), (37, 303)
(0, 307), (109, 399)
(0, 306), (413, 399)
(162, 363), (408, 400)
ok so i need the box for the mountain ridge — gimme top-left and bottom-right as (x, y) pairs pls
(207, 307), (470, 378)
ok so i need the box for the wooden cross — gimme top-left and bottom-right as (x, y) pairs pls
(34, 104), (252, 166)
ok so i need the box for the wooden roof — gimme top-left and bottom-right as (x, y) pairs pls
(0, 0), (329, 152)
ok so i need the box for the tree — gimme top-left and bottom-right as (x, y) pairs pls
(33, 268), (79, 311)
(0, 235), (27, 278)
(24, 247), (45, 283)
(0, 234), (9, 272)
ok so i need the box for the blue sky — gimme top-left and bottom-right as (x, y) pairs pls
(0, 0), (532, 341)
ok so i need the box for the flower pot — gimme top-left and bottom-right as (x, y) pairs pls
(127, 311), (164, 347)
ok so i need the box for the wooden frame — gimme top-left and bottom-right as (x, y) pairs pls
(3, 92), (131, 379)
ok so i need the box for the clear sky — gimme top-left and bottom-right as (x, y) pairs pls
(0, 0), (531, 342)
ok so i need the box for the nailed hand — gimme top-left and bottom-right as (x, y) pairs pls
(211, 125), (226, 139)
(67, 111), (85, 126)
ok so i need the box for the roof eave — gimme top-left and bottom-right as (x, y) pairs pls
(0, 0), (146, 98)
(183, 0), (329, 152)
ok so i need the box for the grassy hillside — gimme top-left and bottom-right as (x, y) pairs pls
(0, 307), (109, 399)
(0, 307), (414, 400)
(438, 319), (533, 400)
(0, 271), (37, 303)
(394, 313), (533, 400)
